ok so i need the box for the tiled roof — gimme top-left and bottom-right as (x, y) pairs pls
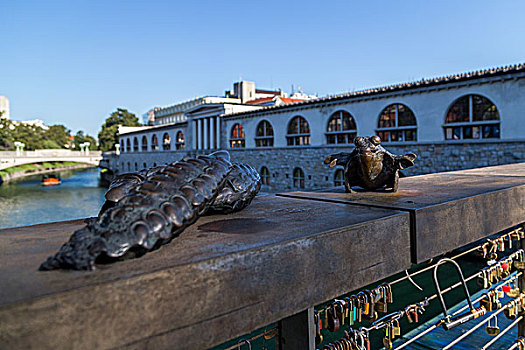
(246, 96), (309, 105)
(280, 98), (306, 104)
(226, 62), (525, 118)
(246, 97), (275, 105)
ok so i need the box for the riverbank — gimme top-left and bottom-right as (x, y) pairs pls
(0, 162), (95, 184)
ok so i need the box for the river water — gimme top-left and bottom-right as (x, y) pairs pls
(0, 168), (107, 229)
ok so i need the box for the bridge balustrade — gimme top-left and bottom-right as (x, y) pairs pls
(0, 149), (102, 171)
(0, 162), (524, 349)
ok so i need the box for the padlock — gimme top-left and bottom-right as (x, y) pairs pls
(485, 316), (500, 336)
(406, 307), (414, 323)
(504, 301), (517, 319)
(382, 326), (392, 350)
(392, 319), (401, 337)
(492, 298), (502, 310)
(327, 305), (340, 332)
(515, 261), (525, 269)
(376, 299), (387, 313)
(478, 272), (488, 289)
(497, 237), (505, 252)
(375, 286), (388, 313)
(314, 311), (323, 344)
(433, 258), (487, 331)
(412, 308), (419, 323)
(508, 289), (520, 298)
(480, 295), (492, 311)
(508, 280), (520, 298)
(360, 329), (371, 350)
(335, 300), (345, 325)
(478, 270), (489, 289)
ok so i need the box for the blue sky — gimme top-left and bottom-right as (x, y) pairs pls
(1, 0), (524, 137)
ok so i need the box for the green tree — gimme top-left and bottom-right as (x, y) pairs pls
(73, 130), (98, 150)
(11, 123), (46, 150)
(98, 108), (140, 151)
(0, 117), (15, 150)
(42, 139), (61, 149)
(45, 124), (72, 148)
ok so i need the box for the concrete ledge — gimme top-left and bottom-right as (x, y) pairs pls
(2, 164), (523, 349)
(278, 163), (525, 263)
(0, 196), (410, 349)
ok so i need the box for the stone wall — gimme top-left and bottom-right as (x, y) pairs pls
(113, 140), (525, 192)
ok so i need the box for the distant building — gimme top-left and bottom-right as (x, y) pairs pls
(0, 96), (10, 120)
(13, 119), (49, 130)
(139, 81), (317, 127)
(142, 109), (156, 125)
(0, 97), (49, 129)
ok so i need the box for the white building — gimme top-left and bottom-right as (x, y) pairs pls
(0, 96), (10, 120)
(115, 64), (525, 191)
(12, 119), (49, 130)
(139, 81), (316, 127)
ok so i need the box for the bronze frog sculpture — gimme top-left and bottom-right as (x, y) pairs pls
(40, 151), (261, 270)
(324, 136), (416, 192)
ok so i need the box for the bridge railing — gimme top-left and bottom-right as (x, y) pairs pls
(0, 149), (102, 157)
(0, 150), (103, 171)
(0, 162), (524, 349)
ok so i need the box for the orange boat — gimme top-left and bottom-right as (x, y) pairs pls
(41, 174), (61, 186)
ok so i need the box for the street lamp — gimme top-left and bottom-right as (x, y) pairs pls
(79, 142), (90, 155)
(14, 141), (25, 155)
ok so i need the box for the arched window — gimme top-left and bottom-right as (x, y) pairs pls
(127, 162), (131, 171)
(126, 139), (131, 152)
(255, 120), (274, 147)
(163, 133), (171, 150)
(151, 134), (159, 151)
(260, 166), (270, 185)
(176, 131), (185, 150)
(141, 136), (148, 152)
(230, 123), (245, 148)
(293, 168), (305, 188)
(134, 162), (138, 171)
(133, 137), (138, 152)
(444, 95), (500, 140)
(326, 111), (357, 144)
(334, 169), (344, 187)
(376, 104), (417, 142)
(143, 162), (147, 169)
(120, 141), (125, 153)
(287, 116), (310, 146)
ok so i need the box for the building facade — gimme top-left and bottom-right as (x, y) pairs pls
(0, 96), (10, 120)
(116, 64), (525, 192)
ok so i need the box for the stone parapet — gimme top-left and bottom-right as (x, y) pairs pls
(111, 141), (524, 192)
(1, 163), (524, 349)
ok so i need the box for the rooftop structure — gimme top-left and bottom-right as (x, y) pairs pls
(140, 81), (317, 127)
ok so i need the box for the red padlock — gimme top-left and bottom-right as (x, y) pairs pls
(503, 285), (511, 293)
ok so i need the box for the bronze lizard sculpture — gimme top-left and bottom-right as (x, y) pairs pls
(40, 151), (260, 270)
